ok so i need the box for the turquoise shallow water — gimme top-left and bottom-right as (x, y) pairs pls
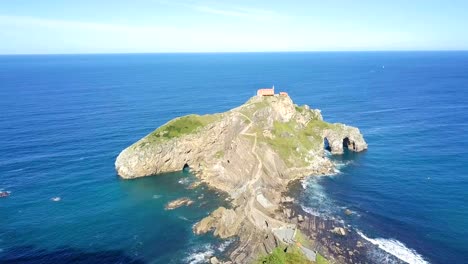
(0, 52), (467, 263)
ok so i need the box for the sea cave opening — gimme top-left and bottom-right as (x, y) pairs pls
(182, 163), (190, 172)
(343, 137), (355, 151)
(324, 137), (331, 152)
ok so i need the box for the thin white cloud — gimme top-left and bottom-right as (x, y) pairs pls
(0, 14), (423, 54)
(0, 15), (170, 33)
(194, 6), (254, 17)
(0, 14), (296, 54)
(156, 0), (279, 21)
(193, 5), (276, 20)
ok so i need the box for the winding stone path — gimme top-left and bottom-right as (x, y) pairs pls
(231, 112), (296, 260)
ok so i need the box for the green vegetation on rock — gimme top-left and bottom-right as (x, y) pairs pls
(254, 243), (329, 264)
(144, 114), (220, 142)
(255, 246), (312, 264)
(215, 150), (225, 158)
(303, 120), (333, 146)
(240, 100), (269, 118)
(240, 96), (337, 168)
(265, 120), (307, 167)
(261, 119), (328, 167)
(295, 105), (305, 113)
(316, 253), (329, 264)
(294, 229), (313, 248)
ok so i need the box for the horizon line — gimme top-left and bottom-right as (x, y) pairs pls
(1, 50), (468, 56)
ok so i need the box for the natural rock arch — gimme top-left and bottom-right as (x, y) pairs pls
(342, 137), (356, 151)
(322, 127), (367, 154)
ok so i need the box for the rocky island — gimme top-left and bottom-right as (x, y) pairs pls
(116, 91), (367, 263)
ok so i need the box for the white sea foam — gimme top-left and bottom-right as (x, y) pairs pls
(324, 149), (332, 157)
(300, 156), (355, 217)
(300, 178), (310, 189)
(178, 216), (189, 221)
(178, 177), (192, 185)
(357, 231), (429, 264)
(333, 160), (353, 169)
(301, 205), (325, 217)
(185, 244), (214, 264)
(300, 177), (341, 218)
(301, 159), (429, 264)
(152, 194), (162, 199)
(300, 171), (338, 189)
(218, 239), (234, 252)
(301, 205), (345, 224)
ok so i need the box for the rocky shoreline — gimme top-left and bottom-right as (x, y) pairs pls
(205, 178), (405, 264)
(115, 94), (368, 263)
(210, 187), (405, 264)
(279, 188), (405, 264)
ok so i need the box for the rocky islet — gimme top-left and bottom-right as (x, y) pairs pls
(115, 94), (367, 263)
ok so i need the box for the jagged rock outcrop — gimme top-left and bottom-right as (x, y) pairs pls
(323, 125), (367, 154)
(115, 94), (367, 263)
(193, 207), (244, 238)
(165, 197), (194, 210)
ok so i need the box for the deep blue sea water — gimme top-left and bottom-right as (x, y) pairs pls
(0, 52), (467, 264)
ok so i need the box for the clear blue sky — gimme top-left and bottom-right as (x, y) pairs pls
(1, 0), (467, 54)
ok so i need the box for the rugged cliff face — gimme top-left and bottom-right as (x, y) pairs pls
(115, 95), (367, 263)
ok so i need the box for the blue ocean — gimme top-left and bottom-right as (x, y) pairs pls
(0, 52), (467, 264)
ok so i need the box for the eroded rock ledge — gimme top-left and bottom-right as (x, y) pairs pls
(165, 197), (194, 210)
(115, 94), (367, 263)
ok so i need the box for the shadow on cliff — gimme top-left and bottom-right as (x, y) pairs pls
(0, 245), (145, 264)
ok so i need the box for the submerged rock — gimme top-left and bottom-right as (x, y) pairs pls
(187, 181), (202, 189)
(344, 209), (353, 216)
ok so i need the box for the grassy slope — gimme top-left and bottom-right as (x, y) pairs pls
(294, 229), (313, 248)
(139, 114), (221, 145)
(316, 253), (329, 264)
(132, 97), (344, 163)
(262, 118), (337, 167)
(254, 245), (330, 264)
(237, 99), (345, 167)
(255, 246), (312, 264)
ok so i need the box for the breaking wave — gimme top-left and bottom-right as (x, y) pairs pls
(333, 160), (353, 169)
(300, 159), (429, 264)
(185, 244), (214, 264)
(358, 231), (429, 264)
(218, 239), (234, 252)
(178, 216), (189, 221)
(300, 177), (343, 218)
(178, 177), (192, 185)
(184, 239), (233, 264)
